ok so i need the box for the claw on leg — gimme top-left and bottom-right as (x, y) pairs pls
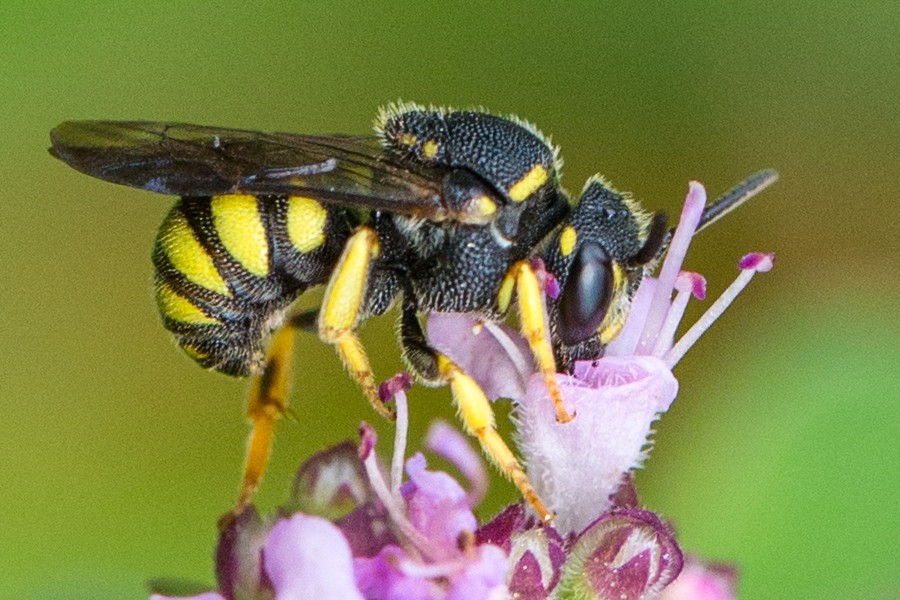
(511, 261), (573, 423)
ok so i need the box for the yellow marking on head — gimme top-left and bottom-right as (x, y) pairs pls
(508, 164), (549, 202)
(398, 132), (417, 147)
(286, 196), (327, 253)
(599, 316), (626, 345)
(473, 195), (497, 217)
(598, 262), (629, 344)
(422, 139), (439, 159)
(559, 226), (577, 257)
(497, 271), (516, 314)
(156, 282), (219, 325)
(159, 210), (231, 296)
(211, 195), (270, 277)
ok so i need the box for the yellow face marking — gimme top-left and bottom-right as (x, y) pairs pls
(422, 139), (439, 159)
(211, 194), (270, 277)
(398, 132), (417, 147)
(598, 263), (629, 344)
(159, 209), (231, 296)
(286, 196), (327, 253)
(497, 271), (516, 314)
(156, 281), (219, 325)
(508, 164), (549, 202)
(559, 226), (577, 257)
(599, 316), (627, 345)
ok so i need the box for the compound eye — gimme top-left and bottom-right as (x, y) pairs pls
(558, 241), (614, 345)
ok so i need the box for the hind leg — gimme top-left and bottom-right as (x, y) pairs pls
(222, 309), (318, 524)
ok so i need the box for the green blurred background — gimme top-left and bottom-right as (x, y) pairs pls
(2, 2), (898, 598)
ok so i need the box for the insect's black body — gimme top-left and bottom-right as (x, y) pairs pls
(151, 195), (354, 375)
(50, 103), (775, 521)
(50, 106), (569, 377)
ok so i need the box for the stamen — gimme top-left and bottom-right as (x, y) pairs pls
(359, 422), (435, 560)
(665, 253), (774, 367)
(378, 372), (413, 499)
(638, 182), (706, 354)
(391, 390), (410, 501)
(651, 272), (706, 358)
(483, 321), (533, 383)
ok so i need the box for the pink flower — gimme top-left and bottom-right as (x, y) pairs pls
(429, 182), (774, 535)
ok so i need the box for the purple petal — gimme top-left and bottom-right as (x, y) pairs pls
(515, 356), (677, 534)
(637, 182), (706, 355)
(446, 544), (510, 600)
(558, 508), (683, 600)
(475, 503), (530, 552)
(354, 546), (437, 600)
(263, 513), (364, 600)
(426, 421), (488, 507)
(403, 452), (478, 559)
(427, 312), (533, 402)
(659, 556), (739, 600)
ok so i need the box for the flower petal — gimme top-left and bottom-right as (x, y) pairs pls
(427, 312), (533, 402)
(264, 513), (364, 600)
(354, 545), (437, 600)
(403, 452), (478, 559)
(515, 356), (677, 534)
(658, 556), (738, 600)
(426, 420), (488, 507)
(446, 544), (510, 600)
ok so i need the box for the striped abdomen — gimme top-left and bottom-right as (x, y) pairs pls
(153, 194), (350, 376)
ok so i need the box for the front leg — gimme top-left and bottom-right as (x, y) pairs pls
(400, 299), (553, 523)
(499, 260), (573, 423)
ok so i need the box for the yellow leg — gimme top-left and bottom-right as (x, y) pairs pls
(219, 321), (298, 527)
(511, 261), (573, 423)
(318, 227), (394, 420)
(436, 355), (553, 523)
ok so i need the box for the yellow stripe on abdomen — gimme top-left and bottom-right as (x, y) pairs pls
(156, 280), (220, 325)
(211, 194), (270, 277)
(158, 209), (231, 296)
(286, 196), (327, 253)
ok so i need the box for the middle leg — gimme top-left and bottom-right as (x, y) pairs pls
(400, 298), (553, 523)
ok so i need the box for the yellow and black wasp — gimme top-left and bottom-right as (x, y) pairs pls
(50, 103), (776, 522)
